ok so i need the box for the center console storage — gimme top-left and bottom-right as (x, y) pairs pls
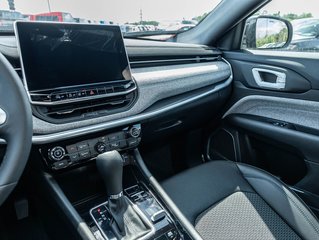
(37, 124), (191, 240)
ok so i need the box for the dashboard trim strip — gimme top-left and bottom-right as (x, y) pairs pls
(130, 56), (219, 65)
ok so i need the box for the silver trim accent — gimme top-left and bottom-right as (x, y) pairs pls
(109, 191), (123, 200)
(89, 198), (156, 240)
(30, 58), (232, 144)
(130, 56), (219, 65)
(0, 108), (6, 125)
(14, 21), (137, 106)
(252, 68), (286, 89)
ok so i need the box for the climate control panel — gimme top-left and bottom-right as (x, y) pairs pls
(40, 124), (141, 171)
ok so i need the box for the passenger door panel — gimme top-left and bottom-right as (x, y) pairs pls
(218, 50), (319, 216)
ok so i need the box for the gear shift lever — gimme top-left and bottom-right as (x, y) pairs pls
(96, 150), (123, 198)
(96, 150), (126, 234)
(96, 150), (150, 239)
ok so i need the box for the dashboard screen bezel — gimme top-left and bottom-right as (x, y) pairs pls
(14, 21), (133, 98)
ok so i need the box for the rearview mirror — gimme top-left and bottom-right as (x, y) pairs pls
(243, 16), (293, 49)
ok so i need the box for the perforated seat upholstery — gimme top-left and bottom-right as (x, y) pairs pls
(162, 161), (319, 240)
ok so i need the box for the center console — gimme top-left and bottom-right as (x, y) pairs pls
(37, 123), (190, 240)
(91, 184), (182, 240)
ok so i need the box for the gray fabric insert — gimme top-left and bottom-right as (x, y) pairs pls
(223, 95), (319, 131)
(195, 192), (301, 240)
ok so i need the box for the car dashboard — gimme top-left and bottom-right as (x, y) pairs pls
(0, 22), (232, 240)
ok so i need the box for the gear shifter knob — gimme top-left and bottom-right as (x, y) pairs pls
(96, 150), (123, 197)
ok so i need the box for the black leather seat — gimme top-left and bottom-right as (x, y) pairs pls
(162, 161), (319, 240)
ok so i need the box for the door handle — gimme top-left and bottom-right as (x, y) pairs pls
(252, 68), (286, 89)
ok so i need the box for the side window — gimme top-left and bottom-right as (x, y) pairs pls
(241, 0), (319, 52)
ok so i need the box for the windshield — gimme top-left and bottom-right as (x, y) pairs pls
(0, 0), (222, 37)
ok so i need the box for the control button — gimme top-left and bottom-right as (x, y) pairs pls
(129, 126), (141, 138)
(119, 140), (127, 148)
(60, 93), (67, 100)
(108, 133), (120, 142)
(53, 160), (69, 169)
(98, 136), (108, 143)
(125, 185), (140, 196)
(109, 141), (120, 149)
(77, 90), (87, 98)
(166, 230), (178, 240)
(69, 153), (79, 161)
(49, 146), (65, 161)
(79, 150), (91, 159)
(77, 142), (89, 151)
(51, 94), (60, 101)
(87, 89), (98, 96)
(151, 210), (166, 223)
(66, 144), (77, 154)
(95, 142), (108, 154)
(67, 92), (77, 99)
(127, 137), (141, 147)
(52, 93), (67, 101)
(117, 132), (125, 140)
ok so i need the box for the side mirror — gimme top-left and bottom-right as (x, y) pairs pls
(243, 16), (293, 49)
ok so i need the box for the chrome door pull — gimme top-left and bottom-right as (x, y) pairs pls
(252, 68), (286, 89)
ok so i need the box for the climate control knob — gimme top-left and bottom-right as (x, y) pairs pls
(129, 126), (141, 138)
(95, 142), (108, 154)
(49, 146), (65, 161)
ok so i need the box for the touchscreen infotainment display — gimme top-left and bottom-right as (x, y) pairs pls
(15, 22), (132, 92)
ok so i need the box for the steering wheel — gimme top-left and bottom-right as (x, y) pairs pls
(0, 53), (32, 205)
